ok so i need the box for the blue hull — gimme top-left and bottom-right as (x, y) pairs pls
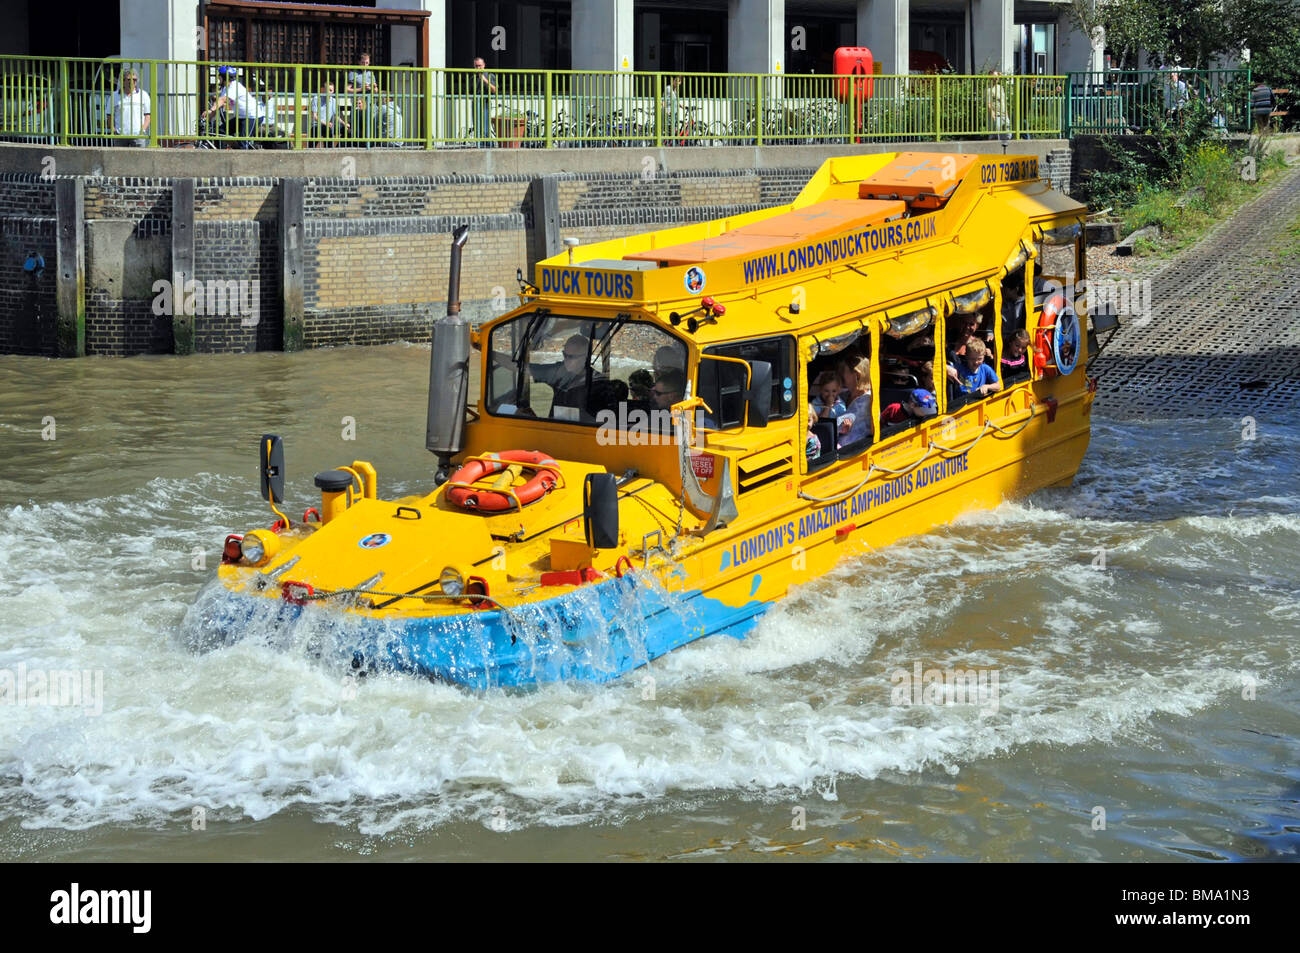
(191, 573), (767, 689)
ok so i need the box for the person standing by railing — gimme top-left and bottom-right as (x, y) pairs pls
(662, 75), (682, 144)
(986, 69), (1010, 140)
(112, 69), (151, 147)
(347, 52), (379, 95)
(347, 52), (381, 143)
(472, 57), (497, 147)
(1162, 69), (1192, 125)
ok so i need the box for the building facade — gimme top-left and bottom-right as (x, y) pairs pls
(0, 0), (1104, 75)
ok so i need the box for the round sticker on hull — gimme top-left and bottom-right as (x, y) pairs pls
(358, 533), (392, 549)
(684, 266), (707, 294)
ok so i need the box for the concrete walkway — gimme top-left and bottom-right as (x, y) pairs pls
(1092, 162), (1300, 419)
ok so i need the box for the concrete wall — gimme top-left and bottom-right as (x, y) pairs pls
(0, 138), (1071, 357)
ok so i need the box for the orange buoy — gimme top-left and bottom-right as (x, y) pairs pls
(446, 450), (560, 512)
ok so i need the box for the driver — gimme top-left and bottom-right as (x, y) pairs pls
(529, 334), (603, 412)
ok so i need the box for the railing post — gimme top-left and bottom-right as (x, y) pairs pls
(653, 71), (662, 148)
(292, 64), (302, 149)
(544, 70), (554, 148)
(425, 67), (435, 149)
(755, 74), (763, 146)
(849, 72), (856, 144)
(149, 61), (159, 148)
(933, 73), (941, 141)
(58, 59), (70, 146)
(1063, 72), (1072, 138)
(1014, 75), (1022, 139)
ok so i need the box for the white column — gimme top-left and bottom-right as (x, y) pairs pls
(572, 0), (634, 71)
(120, 0), (197, 61)
(121, 0), (199, 139)
(971, 0), (1013, 73)
(856, 0), (908, 76)
(729, 0), (784, 74)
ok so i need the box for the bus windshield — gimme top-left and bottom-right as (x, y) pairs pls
(486, 312), (689, 426)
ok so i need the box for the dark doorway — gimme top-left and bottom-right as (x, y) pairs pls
(29, 0), (120, 58)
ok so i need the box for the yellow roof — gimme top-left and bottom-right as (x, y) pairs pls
(623, 199), (906, 266)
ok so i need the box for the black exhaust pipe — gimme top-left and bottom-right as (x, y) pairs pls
(426, 225), (472, 484)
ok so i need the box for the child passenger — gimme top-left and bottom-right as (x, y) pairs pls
(952, 338), (1001, 397)
(806, 404), (821, 458)
(836, 355), (873, 448)
(1000, 329), (1031, 381)
(811, 370), (846, 419)
(880, 387), (938, 425)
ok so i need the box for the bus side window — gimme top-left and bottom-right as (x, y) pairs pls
(704, 336), (796, 422)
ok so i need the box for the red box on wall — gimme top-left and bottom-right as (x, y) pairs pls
(834, 47), (874, 102)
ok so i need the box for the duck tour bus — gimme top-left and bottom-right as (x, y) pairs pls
(195, 152), (1119, 689)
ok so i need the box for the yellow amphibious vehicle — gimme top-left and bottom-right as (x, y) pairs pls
(203, 152), (1107, 688)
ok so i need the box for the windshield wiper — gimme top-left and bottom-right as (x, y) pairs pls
(511, 308), (550, 401)
(592, 311), (631, 366)
(512, 308), (549, 366)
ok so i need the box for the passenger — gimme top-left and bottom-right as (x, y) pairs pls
(628, 368), (654, 402)
(652, 369), (686, 409)
(905, 332), (935, 358)
(836, 355), (873, 448)
(947, 312), (980, 357)
(999, 329), (1031, 382)
(648, 369), (688, 436)
(653, 345), (685, 380)
(806, 404), (821, 459)
(811, 370), (846, 420)
(530, 334), (600, 410)
(952, 338), (1001, 397)
(880, 388), (938, 426)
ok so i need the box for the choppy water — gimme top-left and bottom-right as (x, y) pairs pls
(1, 346), (1297, 861)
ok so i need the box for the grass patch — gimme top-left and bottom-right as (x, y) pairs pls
(1116, 144), (1290, 256)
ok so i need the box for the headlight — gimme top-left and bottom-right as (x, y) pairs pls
(439, 566), (464, 596)
(241, 529), (280, 567)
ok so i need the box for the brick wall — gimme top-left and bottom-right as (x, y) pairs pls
(86, 293), (173, 356)
(3, 155), (1081, 357)
(193, 220), (280, 353)
(0, 216), (57, 355)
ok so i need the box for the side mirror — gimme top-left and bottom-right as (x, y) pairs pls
(583, 473), (619, 549)
(259, 434), (285, 504)
(745, 360), (772, 428)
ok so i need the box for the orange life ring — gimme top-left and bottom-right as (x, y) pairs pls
(1033, 292), (1069, 377)
(446, 450), (559, 512)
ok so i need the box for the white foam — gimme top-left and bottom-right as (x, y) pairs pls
(2, 421), (1298, 833)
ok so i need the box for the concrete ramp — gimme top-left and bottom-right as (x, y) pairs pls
(1092, 163), (1300, 419)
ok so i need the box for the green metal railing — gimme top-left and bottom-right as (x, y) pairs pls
(0, 54), (1071, 149)
(1064, 68), (1251, 136)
